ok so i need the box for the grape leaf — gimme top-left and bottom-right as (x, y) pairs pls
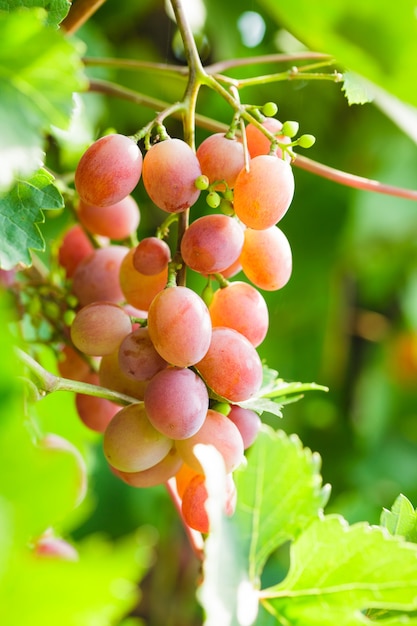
(342, 71), (374, 105)
(381, 494), (417, 543)
(0, 0), (71, 27)
(0, 168), (64, 270)
(0, 8), (87, 190)
(233, 426), (329, 581)
(261, 515), (417, 625)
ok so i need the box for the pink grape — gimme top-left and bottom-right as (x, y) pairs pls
(75, 372), (120, 433)
(103, 403), (173, 472)
(77, 195), (140, 240)
(176, 408), (244, 474)
(227, 405), (261, 449)
(142, 138), (201, 213)
(195, 327), (263, 402)
(70, 302), (132, 356)
(75, 133), (143, 207)
(71, 245), (129, 306)
(144, 367), (209, 439)
(209, 281), (269, 347)
(119, 247), (168, 311)
(233, 155), (294, 230)
(58, 224), (95, 278)
(246, 117), (291, 160)
(180, 214), (244, 275)
(111, 446), (183, 488)
(147, 286), (212, 367)
(240, 226), (292, 291)
(133, 237), (171, 275)
(196, 133), (245, 190)
(118, 326), (168, 381)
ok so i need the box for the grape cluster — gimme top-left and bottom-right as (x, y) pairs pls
(58, 118), (296, 533)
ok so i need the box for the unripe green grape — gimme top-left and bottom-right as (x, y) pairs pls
(281, 120), (299, 138)
(298, 134), (316, 148)
(195, 174), (210, 190)
(210, 402), (231, 416)
(220, 199), (235, 216)
(261, 102), (278, 117)
(206, 191), (221, 209)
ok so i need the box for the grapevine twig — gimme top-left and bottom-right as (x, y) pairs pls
(60, 0), (107, 35)
(16, 348), (139, 406)
(166, 478), (205, 561)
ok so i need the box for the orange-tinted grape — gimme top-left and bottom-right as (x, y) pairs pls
(119, 247), (168, 311)
(209, 281), (269, 347)
(75, 134), (143, 207)
(142, 138), (201, 213)
(245, 118), (290, 160)
(75, 372), (119, 432)
(195, 327), (263, 402)
(240, 226), (292, 291)
(233, 155), (294, 229)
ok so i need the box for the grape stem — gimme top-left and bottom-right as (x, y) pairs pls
(60, 0), (107, 35)
(16, 348), (139, 406)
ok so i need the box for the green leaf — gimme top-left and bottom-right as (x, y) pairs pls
(381, 494), (417, 543)
(0, 0), (71, 27)
(258, 0), (417, 108)
(0, 8), (87, 190)
(261, 515), (417, 625)
(0, 168), (64, 269)
(233, 427), (329, 580)
(342, 71), (374, 105)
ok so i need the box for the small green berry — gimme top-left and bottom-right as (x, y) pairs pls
(220, 199), (235, 216)
(223, 188), (234, 202)
(281, 120), (299, 138)
(261, 102), (278, 117)
(206, 191), (221, 209)
(201, 283), (214, 307)
(195, 174), (210, 190)
(211, 402), (231, 416)
(297, 134), (316, 148)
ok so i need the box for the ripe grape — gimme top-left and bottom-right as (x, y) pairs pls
(99, 349), (148, 400)
(227, 405), (261, 449)
(176, 408), (244, 474)
(75, 372), (119, 432)
(240, 226), (292, 291)
(180, 214), (244, 275)
(112, 446), (183, 488)
(70, 302), (132, 356)
(71, 245), (129, 307)
(133, 237), (171, 275)
(58, 224), (95, 278)
(175, 463), (201, 498)
(57, 344), (92, 382)
(144, 367), (209, 439)
(142, 138), (201, 212)
(233, 155), (294, 230)
(147, 286), (212, 367)
(181, 472), (237, 533)
(196, 133), (245, 190)
(119, 247), (168, 311)
(118, 326), (167, 381)
(77, 195), (140, 240)
(195, 327), (263, 402)
(209, 281), (269, 347)
(245, 117), (290, 160)
(75, 133), (143, 207)
(103, 403), (173, 472)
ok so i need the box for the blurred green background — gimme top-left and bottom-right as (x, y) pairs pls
(3, 1), (417, 624)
